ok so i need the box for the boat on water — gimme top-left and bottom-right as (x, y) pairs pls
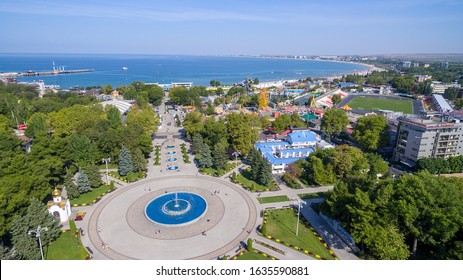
(122, 67), (128, 71)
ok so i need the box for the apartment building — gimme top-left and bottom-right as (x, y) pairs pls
(393, 117), (463, 166)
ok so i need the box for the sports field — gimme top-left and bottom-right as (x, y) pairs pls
(346, 96), (413, 114)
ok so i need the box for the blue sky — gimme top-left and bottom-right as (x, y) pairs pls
(1, 0), (462, 55)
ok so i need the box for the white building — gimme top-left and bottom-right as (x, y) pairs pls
(47, 188), (72, 223)
(255, 129), (322, 173)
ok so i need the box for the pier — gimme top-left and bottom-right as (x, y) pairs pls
(19, 69), (94, 77)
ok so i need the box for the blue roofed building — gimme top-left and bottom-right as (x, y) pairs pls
(254, 129), (322, 173)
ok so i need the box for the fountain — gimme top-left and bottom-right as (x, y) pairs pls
(166, 151), (176, 155)
(167, 145), (175, 149)
(145, 192), (207, 226)
(167, 165), (179, 171)
(167, 157), (177, 162)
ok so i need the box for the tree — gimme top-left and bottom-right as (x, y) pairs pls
(118, 146), (133, 176)
(272, 114), (291, 132)
(213, 143), (228, 170)
(10, 198), (60, 260)
(63, 168), (79, 199)
(391, 75), (416, 94)
(258, 158), (273, 186)
(455, 98), (463, 110)
(25, 112), (48, 138)
(258, 88), (269, 109)
(210, 80), (222, 87)
(191, 133), (205, 155)
(183, 111), (204, 139)
(352, 115), (389, 151)
(132, 148), (147, 172)
(253, 78), (259, 85)
(226, 113), (258, 155)
(83, 163), (101, 188)
(126, 105), (159, 134)
(444, 87), (460, 101)
(68, 134), (100, 168)
(247, 238), (253, 251)
(202, 118), (228, 147)
(198, 143), (213, 168)
(331, 94), (342, 107)
(320, 108), (349, 138)
(106, 105), (122, 129)
(145, 84), (164, 105)
(76, 170), (91, 193)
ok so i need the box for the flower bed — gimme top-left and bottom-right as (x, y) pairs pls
(110, 171), (146, 183)
(154, 146), (161, 165)
(180, 144), (191, 163)
(230, 249), (278, 260)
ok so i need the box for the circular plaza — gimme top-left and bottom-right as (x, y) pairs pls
(86, 175), (257, 260)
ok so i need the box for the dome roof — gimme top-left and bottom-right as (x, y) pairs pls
(52, 188), (61, 198)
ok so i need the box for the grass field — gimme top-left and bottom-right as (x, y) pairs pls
(264, 208), (334, 259)
(347, 96), (413, 114)
(258, 195), (290, 204)
(70, 184), (111, 205)
(45, 231), (88, 260)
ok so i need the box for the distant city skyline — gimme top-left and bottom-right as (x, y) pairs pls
(1, 0), (462, 55)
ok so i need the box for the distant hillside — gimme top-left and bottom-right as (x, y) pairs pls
(376, 53), (463, 62)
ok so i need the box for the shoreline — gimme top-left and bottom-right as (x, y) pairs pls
(3, 54), (377, 89)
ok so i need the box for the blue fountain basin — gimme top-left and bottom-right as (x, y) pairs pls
(145, 192), (207, 226)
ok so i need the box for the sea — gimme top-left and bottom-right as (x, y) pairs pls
(0, 54), (369, 89)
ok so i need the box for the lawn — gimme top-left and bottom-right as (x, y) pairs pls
(70, 184), (111, 205)
(234, 250), (274, 260)
(263, 208), (335, 259)
(201, 162), (236, 177)
(258, 195), (290, 204)
(347, 96), (413, 114)
(298, 192), (326, 200)
(45, 231), (88, 260)
(110, 170), (145, 182)
(235, 169), (279, 192)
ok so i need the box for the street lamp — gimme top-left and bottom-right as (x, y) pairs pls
(102, 157), (111, 185)
(28, 225), (48, 260)
(292, 197), (307, 236)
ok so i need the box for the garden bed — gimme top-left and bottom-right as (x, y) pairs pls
(70, 184), (113, 206)
(233, 169), (280, 192)
(261, 208), (336, 260)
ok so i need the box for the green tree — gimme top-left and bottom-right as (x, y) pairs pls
(83, 163), (101, 188)
(63, 168), (79, 199)
(199, 143), (213, 168)
(106, 105), (122, 129)
(145, 84), (164, 105)
(226, 113), (258, 155)
(320, 108), (349, 138)
(76, 170), (91, 193)
(10, 198), (60, 260)
(444, 87), (460, 100)
(203, 118), (228, 147)
(191, 133), (205, 155)
(247, 238), (253, 251)
(213, 143), (228, 170)
(352, 115), (389, 151)
(331, 94), (342, 107)
(391, 75), (416, 94)
(126, 105), (159, 134)
(258, 158), (273, 186)
(25, 112), (48, 138)
(132, 148), (147, 172)
(68, 134), (100, 168)
(454, 98), (463, 109)
(183, 111), (204, 139)
(118, 146), (133, 176)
